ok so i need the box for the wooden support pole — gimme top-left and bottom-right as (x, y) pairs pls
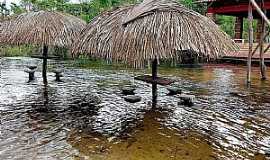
(42, 45), (48, 85)
(247, 2), (253, 84)
(43, 85), (49, 107)
(260, 1), (267, 80)
(152, 58), (158, 80)
(259, 21), (266, 80)
(152, 58), (158, 108)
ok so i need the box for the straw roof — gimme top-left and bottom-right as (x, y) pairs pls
(73, 0), (237, 67)
(0, 11), (86, 48)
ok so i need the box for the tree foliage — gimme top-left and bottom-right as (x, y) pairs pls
(5, 0), (204, 19)
(2, 0), (236, 37)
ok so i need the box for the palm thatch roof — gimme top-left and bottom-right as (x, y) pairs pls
(0, 17), (13, 46)
(0, 10), (86, 48)
(73, 0), (238, 68)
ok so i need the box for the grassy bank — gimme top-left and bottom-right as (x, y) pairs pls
(0, 45), (70, 59)
(0, 45), (36, 57)
(68, 57), (131, 70)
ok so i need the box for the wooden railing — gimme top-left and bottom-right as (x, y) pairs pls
(233, 39), (246, 44)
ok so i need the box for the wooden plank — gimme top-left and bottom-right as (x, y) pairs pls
(135, 75), (175, 86)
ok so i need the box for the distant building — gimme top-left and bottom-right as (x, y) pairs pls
(198, 0), (270, 59)
(198, 0), (270, 42)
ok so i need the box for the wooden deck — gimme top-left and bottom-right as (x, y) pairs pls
(220, 43), (270, 65)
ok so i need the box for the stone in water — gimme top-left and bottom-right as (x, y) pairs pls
(27, 65), (37, 70)
(122, 87), (136, 95)
(24, 69), (35, 81)
(53, 69), (63, 82)
(167, 87), (182, 95)
(124, 95), (141, 103)
(178, 94), (195, 106)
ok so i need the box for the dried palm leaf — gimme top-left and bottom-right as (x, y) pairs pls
(73, 0), (238, 68)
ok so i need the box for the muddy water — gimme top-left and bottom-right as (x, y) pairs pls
(0, 57), (269, 160)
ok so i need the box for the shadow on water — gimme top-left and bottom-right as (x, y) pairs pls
(0, 57), (270, 160)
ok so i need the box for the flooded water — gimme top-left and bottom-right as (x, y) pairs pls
(0, 57), (270, 160)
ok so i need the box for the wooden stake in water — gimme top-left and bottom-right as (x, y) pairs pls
(247, 2), (253, 84)
(152, 58), (158, 107)
(42, 45), (48, 85)
(259, 1), (267, 80)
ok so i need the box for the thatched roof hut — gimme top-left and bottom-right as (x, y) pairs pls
(0, 10), (86, 84)
(0, 17), (12, 40)
(73, 0), (237, 68)
(0, 10), (86, 48)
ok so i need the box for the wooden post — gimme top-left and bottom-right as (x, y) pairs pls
(259, 22), (267, 80)
(234, 16), (244, 40)
(247, 2), (253, 84)
(152, 58), (158, 80)
(260, 1), (267, 80)
(43, 86), (49, 107)
(152, 58), (158, 108)
(42, 45), (48, 85)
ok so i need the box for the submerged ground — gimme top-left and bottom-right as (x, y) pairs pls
(0, 57), (270, 160)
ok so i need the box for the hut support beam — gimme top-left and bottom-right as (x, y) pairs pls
(42, 45), (48, 85)
(247, 2), (253, 84)
(259, 10), (267, 80)
(152, 58), (158, 107)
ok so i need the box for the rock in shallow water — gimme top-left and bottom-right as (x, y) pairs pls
(70, 93), (102, 110)
(229, 91), (248, 98)
(167, 87), (182, 95)
(24, 69), (36, 81)
(121, 87), (136, 95)
(124, 95), (141, 103)
(27, 65), (37, 70)
(177, 94), (195, 106)
(83, 93), (102, 106)
(53, 69), (64, 82)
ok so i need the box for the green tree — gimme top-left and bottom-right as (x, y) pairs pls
(10, 3), (26, 14)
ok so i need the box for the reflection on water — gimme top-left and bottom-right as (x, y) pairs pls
(0, 57), (270, 160)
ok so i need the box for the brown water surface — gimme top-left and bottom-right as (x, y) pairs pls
(0, 57), (270, 160)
